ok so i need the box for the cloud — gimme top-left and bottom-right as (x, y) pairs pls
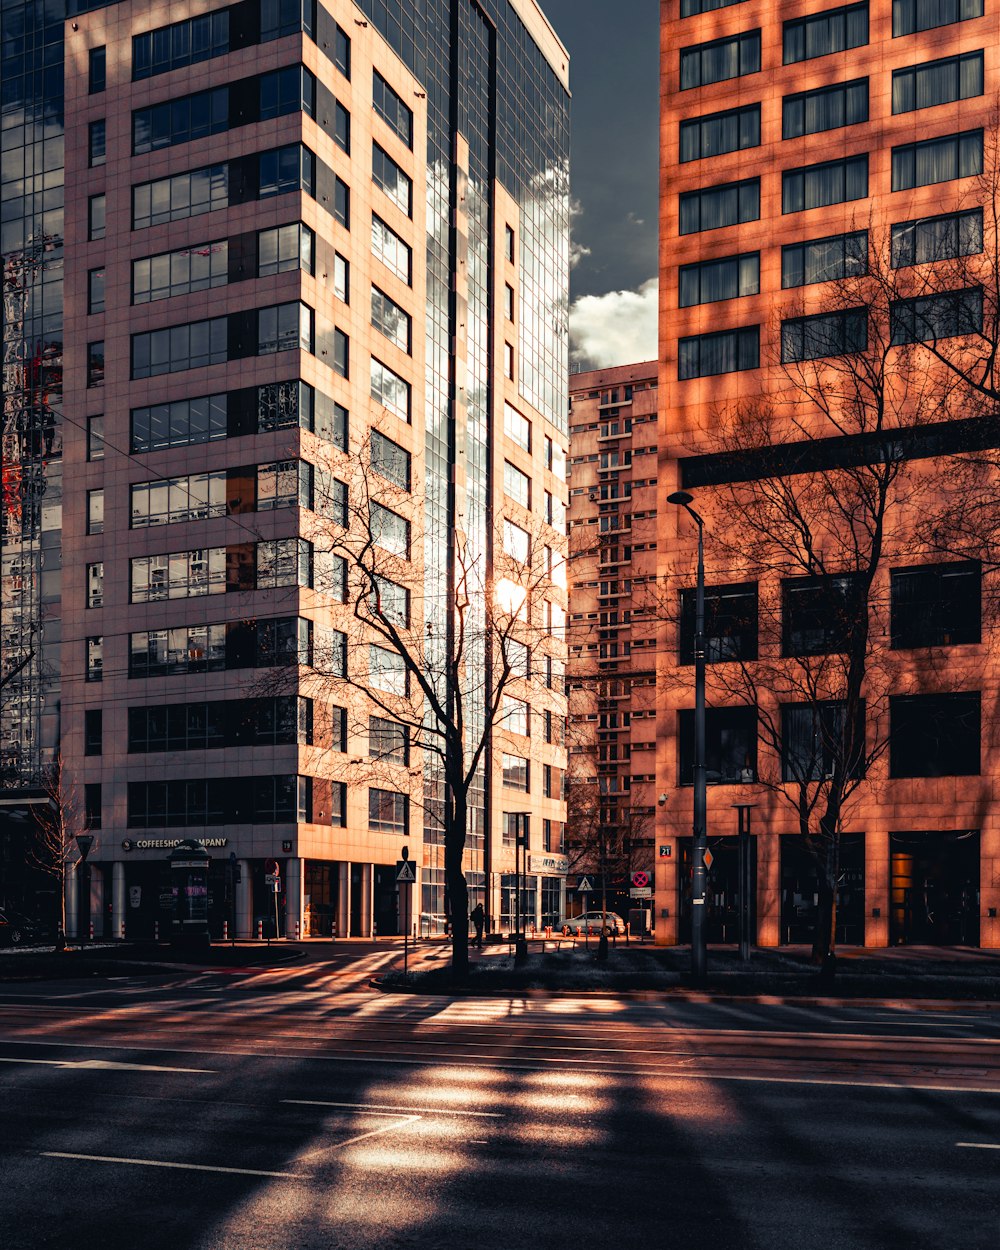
(570, 239), (592, 269)
(569, 278), (658, 371)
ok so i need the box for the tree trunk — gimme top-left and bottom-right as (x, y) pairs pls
(811, 823), (840, 966)
(445, 781), (470, 981)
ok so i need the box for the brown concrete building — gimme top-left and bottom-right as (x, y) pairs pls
(657, 0), (1000, 948)
(566, 362), (660, 926)
(52, 0), (570, 940)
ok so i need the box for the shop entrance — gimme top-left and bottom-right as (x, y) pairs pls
(303, 862), (337, 937)
(679, 836), (753, 943)
(780, 833), (865, 946)
(890, 830), (980, 946)
(373, 865), (399, 936)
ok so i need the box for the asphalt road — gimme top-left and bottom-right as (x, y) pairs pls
(1, 949), (999, 1250)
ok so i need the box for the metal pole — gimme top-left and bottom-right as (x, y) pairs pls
(692, 516), (707, 985)
(739, 807), (750, 963)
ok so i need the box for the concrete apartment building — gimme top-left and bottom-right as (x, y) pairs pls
(657, 0), (1000, 948)
(566, 362), (660, 922)
(1, 0), (570, 940)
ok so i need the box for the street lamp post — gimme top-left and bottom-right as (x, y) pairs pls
(732, 803), (756, 964)
(668, 490), (707, 985)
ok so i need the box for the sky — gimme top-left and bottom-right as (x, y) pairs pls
(541, 0), (661, 371)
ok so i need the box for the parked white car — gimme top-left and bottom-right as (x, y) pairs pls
(558, 911), (627, 936)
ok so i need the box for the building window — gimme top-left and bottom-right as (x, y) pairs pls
(681, 0), (746, 13)
(257, 302), (313, 355)
(256, 538), (312, 590)
(891, 129), (982, 190)
(334, 252), (349, 302)
(334, 175), (350, 228)
(505, 283), (514, 319)
(502, 753), (530, 792)
(503, 460), (531, 509)
(892, 51), (983, 114)
(84, 783), (102, 829)
(131, 393), (228, 453)
(86, 636), (103, 682)
(891, 562), (980, 648)
(371, 286), (411, 352)
(371, 501), (410, 557)
(369, 716), (409, 764)
(86, 489), (104, 535)
(678, 327), (759, 379)
(372, 143), (412, 216)
(679, 178), (760, 235)
(890, 287), (982, 345)
(370, 358), (410, 421)
(504, 342), (514, 379)
(372, 575), (409, 627)
(87, 268), (105, 315)
(132, 10), (229, 79)
(87, 562), (104, 608)
(503, 402), (531, 451)
(326, 705), (347, 753)
(680, 583), (757, 663)
(890, 692), (980, 777)
(373, 70), (413, 147)
(680, 31), (760, 88)
(783, 79), (868, 139)
(370, 431), (410, 490)
(502, 697), (530, 736)
(371, 214), (411, 284)
(503, 811), (529, 849)
(87, 341), (105, 387)
(132, 241), (229, 304)
(782, 155), (868, 213)
(132, 163), (229, 229)
(129, 471), (225, 529)
(258, 65), (315, 122)
(334, 22), (350, 76)
(505, 223), (515, 261)
(782, 701), (865, 781)
(503, 519), (530, 563)
(679, 706), (757, 784)
(334, 100), (350, 153)
(369, 645), (407, 695)
(782, 230), (868, 287)
(543, 818), (553, 852)
(88, 194), (106, 240)
(891, 208), (982, 268)
(131, 317), (228, 378)
(680, 104), (760, 163)
(130, 547), (228, 603)
(892, 0), (982, 37)
(782, 574), (864, 656)
(261, 142), (315, 199)
(369, 788), (408, 834)
(89, 45), (106, 93)
(258, 223), (314, 277)
(784, 2), (868, 63)
(678, 253), (759, 307)
(781, 308), (867, 362)
(87, 415), (104, 461)
(88, 119), (106, 167)
(132, 85), (229, 154)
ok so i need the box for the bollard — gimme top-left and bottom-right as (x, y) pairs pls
(153, 920), (159, 943)
(288, 919), (299, 941)
(222, 920), (229, 941)
(119, 919), (125, 940)
(257, 918), (263, 940)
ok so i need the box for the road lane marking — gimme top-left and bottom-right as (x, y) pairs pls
(294, 1114), (421, 1162)
(283, 1099), (502, 1118)
(0, 1056), (211, 1073)
(956, 1141), (1000, 1150)
(41, 1152), (309, 1178)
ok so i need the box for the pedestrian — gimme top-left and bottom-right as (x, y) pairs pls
(470, 903), (485, 949)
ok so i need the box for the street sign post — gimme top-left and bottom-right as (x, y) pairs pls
(397, 845), (415, 975)
(75, 834), (95, 944)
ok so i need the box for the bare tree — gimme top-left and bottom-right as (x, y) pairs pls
(292, 429), (566, 978)
(29, 754), (80, 947)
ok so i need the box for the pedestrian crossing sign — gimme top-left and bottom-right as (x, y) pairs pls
(396, 859), (416, 883)
(577, 876), (594, 892)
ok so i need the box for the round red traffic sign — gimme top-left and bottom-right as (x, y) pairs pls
(631, 870), (650, 888)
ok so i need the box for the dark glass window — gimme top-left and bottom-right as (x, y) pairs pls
(681, 0), (746, 15)
(781, 308), (867, 362)
(334, 101), (350, 153)
(680, 582), (758, 663)
(679, 179), (759, 235)
(368, 788), (408, 834)
(680, 31), (760, 88)
(371, 214), (411, 283)
(87, 342), (105, 388)
(679, 707), (757, 784)
(88, 268), (105, 315)
(782, 231), (868, 287)
(334, 174), (350, 227)
(334, 23), (350, 76)
(84, 709), (103, 756)
(890, 287), (982, 345)
(89, 119), (106, 167)
(260, 0), (315, 42)
(133, 10), (229, 79)
(680, 105), (760, 163)
(133, 164), (229, 229)
(891, 130), (982, 190)
(131, 393), (228, 452)
(678, 327), (759, 379)
(132, 86), (229, 154)
(131, 317), (228, 378)
(87, 416), (104, 461)
(890, 693), (980, 777)
(84, 783), (102, 829)
(132, 240), (229, 303)
(782, 574), (864, 656)
(892, 0), (982, 36)
(783, 155), (868, 213)
(781, 701), (865, 781)
(679, 253), (759, 307)
(784, 2), (868, 63)
(371, 286), (411, 352)
(783, 79), (868, 138)
(892, 51), (983, 113)
(890, 562), (980, 648)
(373, 70), (413, 147)
(89, 46), (106, 94)
(88, 194), (106, 241)
(86, 636), (103, 682)
(259, 65), (314, 120)
(891, 209), (983, 267)
(372, 143), (412, 216)
(370, 430), (411, 489)
(259, 143), (315, 199)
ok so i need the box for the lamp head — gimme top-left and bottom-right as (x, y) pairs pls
(667, 491), (694, 507)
